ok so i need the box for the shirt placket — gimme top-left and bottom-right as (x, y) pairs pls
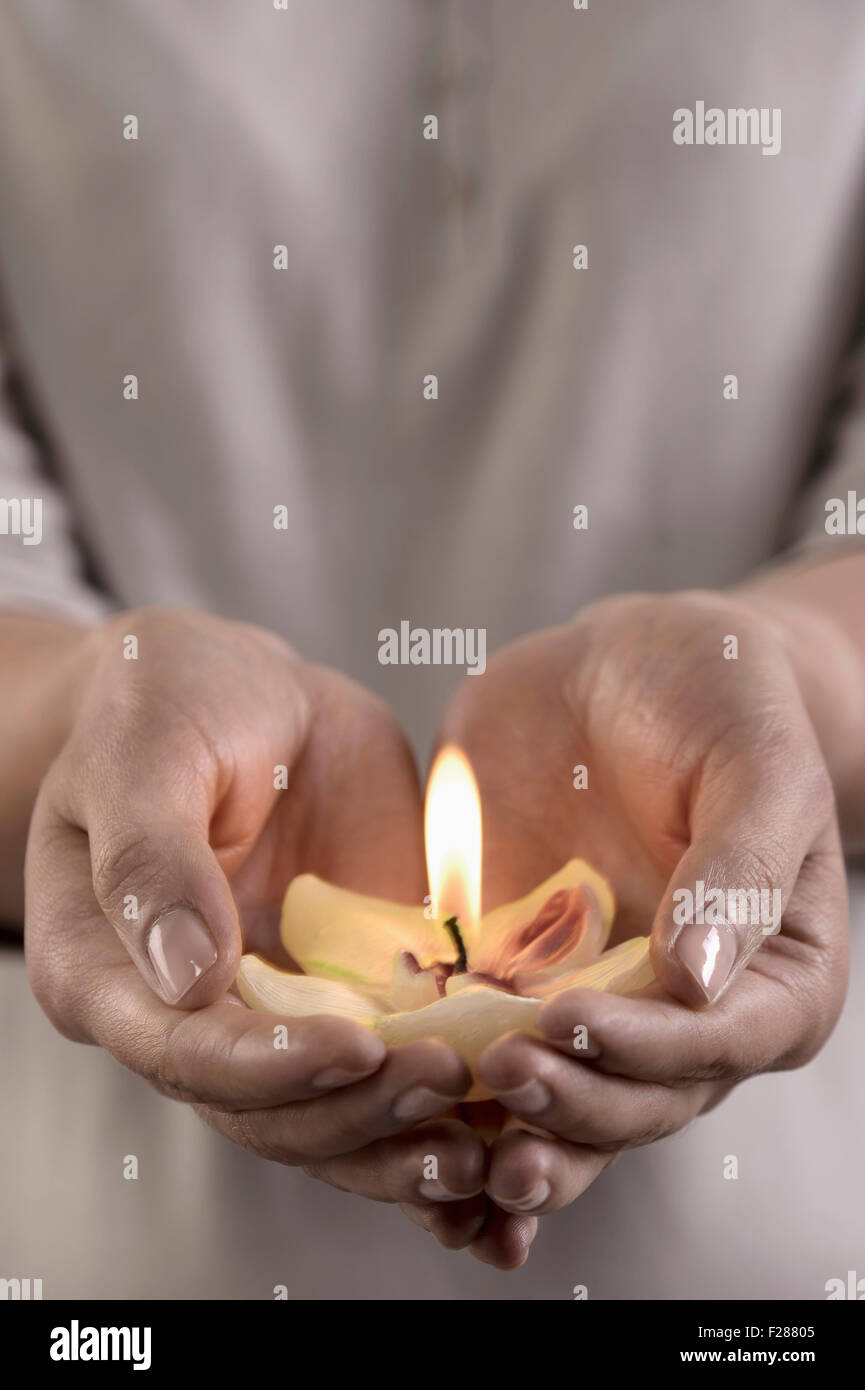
(423, 0), (494, 267)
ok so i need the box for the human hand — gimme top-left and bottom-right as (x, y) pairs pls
(25, 608), (486, 1210)
(412, 590), (849, 1266)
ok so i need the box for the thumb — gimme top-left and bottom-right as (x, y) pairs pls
(650, 745), (832, 1007)
(75, 774), (242, 1009)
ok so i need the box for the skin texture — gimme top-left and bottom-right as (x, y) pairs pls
(402, 581), (856, 1266)
(10, 555), (864, 1271)
(22, 610), (488, 1218)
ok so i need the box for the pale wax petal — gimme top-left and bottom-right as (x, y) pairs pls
(236, 953), (378, 1021)
(279, 874), (458, 997)
(375, 985), (542, 1101)
(237, 957), (538, 1101)
(236, 938), (655, 1103)
(493, 883), (607, 991)
(389, 950), (444, 1011)
(471, 858), (615, 974)
(530, 935), (655, 1000)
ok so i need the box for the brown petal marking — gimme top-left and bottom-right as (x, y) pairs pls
(434, 962), (455, 996)
(484, 886), (589, 978)
(391, 950), (457, 1010)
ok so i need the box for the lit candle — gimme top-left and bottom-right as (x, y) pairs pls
(237, 747), (654, 1098)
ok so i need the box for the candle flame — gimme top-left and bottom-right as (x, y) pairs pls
(425, 746), (482, 940)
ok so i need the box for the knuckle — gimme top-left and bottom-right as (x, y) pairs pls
(301, 1161), (357, 1196)
(301, 1160), (328, 1183)
(774, 964), (847, 1070)
(79, 1002), (202, 1103)
(728, 839), (789, 898)
(221, 1108), (301, 1166)
(701, 1006), (765, 1082)
(27, 960), (91, 1043)
(67, 696), (146, 777)
(33, 757), (70, 812)
(149, 1014), (211, 1103)
(25, 914), (92, 1045)
(665, 1011), (739, 1086)
(295, 1101), (355, 1159)
(755, 727), (833, 820)
(671, 1055), (733, 1085)
(623, 1114), (677, 1148)
(96, 1008), (186, 1099)
(749, 843), (787, 888)
(620, 1088), (700, 1148)
(158, 1015), (256, 1111)
(798, 761), (835, 823)
(753, 714), (802, 762)
(91, 830), (161, 916)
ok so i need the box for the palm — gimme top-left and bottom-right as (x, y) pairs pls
(439, 624), (690, 942)
(207, 678), (428, 962)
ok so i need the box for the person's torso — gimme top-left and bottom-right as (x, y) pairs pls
(1, 0), (864, 749)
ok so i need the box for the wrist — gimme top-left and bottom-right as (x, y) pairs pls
(735, 581), (865, 845)
(0, 613), (100, 923)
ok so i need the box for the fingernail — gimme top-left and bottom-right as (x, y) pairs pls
(417, 1179), (477, 1202)
(392, 1086), (462, 1122)
(675, 922), (737, 1003)
(146, 907), (217, 1003)
(312, 1066), (375, 1091)
(493, 1180), (551, 1212)
(492, 1079), (551, 1115)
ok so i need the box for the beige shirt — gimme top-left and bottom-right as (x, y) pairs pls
(1, 1), (864, 1298)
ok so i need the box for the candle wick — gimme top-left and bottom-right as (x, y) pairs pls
(444, 916), (467, 974)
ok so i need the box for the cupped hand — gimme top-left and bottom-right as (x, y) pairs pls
(25, 608), (486, 1211)
(414, 590), (849, 1263)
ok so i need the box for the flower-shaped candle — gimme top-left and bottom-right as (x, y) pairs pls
(237, 748), (654, 1098)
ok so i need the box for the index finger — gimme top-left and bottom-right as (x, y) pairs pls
(537, 844), (847, 1087)
(25, 805), (386, 1109)
(649, 725), (838, 1007)
(538, 795), (848, 1086)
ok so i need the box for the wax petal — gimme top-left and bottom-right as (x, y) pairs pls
(389, 951), (445, 1011)
(236, 936), (655, 1103)
(471, 858), (614, 973)
(236, 953), (379, 1020)
(280, 874), (458, 997)
(237, 958), (539, 1100)
(530, 935), (655, 999)
(488, 883), (608, 991)
(375, 985), (542, 1101)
